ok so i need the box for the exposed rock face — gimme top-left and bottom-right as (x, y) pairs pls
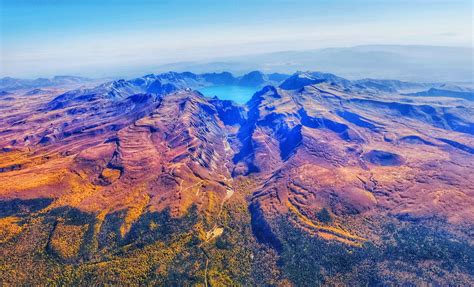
(230, 82), (473, 249)
(201, 72), (236, 85)
(279, 72), (325, 90)
(0, 72), (473, 285)
(279, 71), (351, 90)
(238, 71), (268, 86)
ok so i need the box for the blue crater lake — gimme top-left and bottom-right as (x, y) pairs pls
(198, 85), (257, 104)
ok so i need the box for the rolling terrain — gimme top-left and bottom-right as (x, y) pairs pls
(0, 71), (473, 285)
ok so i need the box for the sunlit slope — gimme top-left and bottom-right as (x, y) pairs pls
(0, 72), (473, 285)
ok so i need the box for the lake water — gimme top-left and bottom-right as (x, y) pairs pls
(198, 85), (256, 104)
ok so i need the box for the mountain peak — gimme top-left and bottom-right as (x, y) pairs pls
(1, 69), (473, 286)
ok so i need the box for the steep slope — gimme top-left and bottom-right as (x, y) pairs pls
(0, 72), (473, 285)
(0, 87), (234, 223)
(241, 81), (474, 232)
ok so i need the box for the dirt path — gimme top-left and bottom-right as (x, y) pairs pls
(201, 133), (235, 286)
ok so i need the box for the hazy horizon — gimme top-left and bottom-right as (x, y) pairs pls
(2, 44), (472, 84)
(1, 0), (472, 78)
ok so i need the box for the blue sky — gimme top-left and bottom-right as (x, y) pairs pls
(1, 0), (472, 77)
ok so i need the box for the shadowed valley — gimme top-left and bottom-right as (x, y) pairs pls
(0, 71), (473, 285)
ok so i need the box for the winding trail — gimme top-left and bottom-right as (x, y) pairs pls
(200, 133), (235, 286)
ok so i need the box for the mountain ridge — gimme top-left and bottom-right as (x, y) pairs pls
(0, 70), (473, 285)
(145, 45), (474, 83)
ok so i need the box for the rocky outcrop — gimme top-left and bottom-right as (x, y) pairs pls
(1, 71), (473, 285)
(238, 71), (268, 87)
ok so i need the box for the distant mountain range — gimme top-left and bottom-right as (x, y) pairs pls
(0, 75), (92, 91)
(0, 71), (285, 92)
(403, 86), (474, 101)
(3, 70), (473, 103)
(3, 45), (471, 85)
(148, 45), (474, 83)
(279, 72), (474, 100)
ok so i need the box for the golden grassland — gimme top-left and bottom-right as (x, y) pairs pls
(0, 217), (23, 244)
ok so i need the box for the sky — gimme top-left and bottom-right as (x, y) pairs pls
(0, 0), (473, 78)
